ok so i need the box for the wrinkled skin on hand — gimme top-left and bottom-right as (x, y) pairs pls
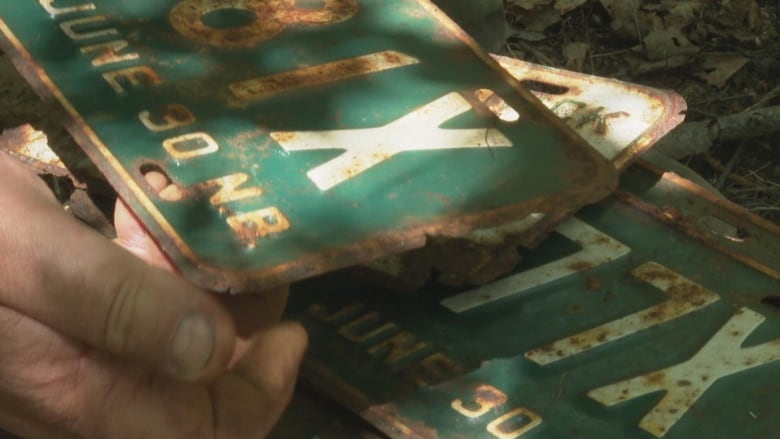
(0, 151), (307, 438)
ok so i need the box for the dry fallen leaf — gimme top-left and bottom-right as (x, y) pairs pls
(693, 54), (750, 88)
(625, 52), (692, 75)
(563, 42), (590, 71)
(664, 1), (706, 28)
(715, 0), (761, 30)
(637, 27), (700, 61)
(507, 0), (553, 11)
(511, 29), (548, 42)
(554, 0), (587, 14)
(600, 0), (665, 40)
(517, 6), (564, 32)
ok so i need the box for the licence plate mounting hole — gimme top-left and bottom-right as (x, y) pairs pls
(521, 80), (569, 96)
(140, 163), (184, 202)
(761, 296), (780, 310)
(202, 7), (257, 29)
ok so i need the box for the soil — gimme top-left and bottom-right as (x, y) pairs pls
(502, 0), (780, 222)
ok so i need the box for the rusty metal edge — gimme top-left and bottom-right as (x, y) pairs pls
(0, 126), (72, 181)
(0, 5), (617, 293)
(416, 0), (617, 181)
(618, 159), (780, 280)
(473, 57), (688, 253)
(302, 361), (438, 439)
(491, 55), (689, 171)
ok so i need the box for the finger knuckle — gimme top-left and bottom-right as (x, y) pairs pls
(103, 269), (147, 356)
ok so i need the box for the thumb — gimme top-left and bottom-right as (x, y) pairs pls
(0, 153), (235, 381)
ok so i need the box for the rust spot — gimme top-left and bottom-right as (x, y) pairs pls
(231, 219), (259, 245)
(474, 89), (521, 122)
(371, 152), (392, 162)
(271, 132), (296, 143)
(642, 309), (663, 322)
(585, 276), (602, 291)
(225, 207), (291, 248)
(594, 235), (611, 244)
(659, 205), (685, 221)
(474, 384), (508, 406)
(667, 284), (710, 307)
(637, 265), (679, 282)
(382, 50), (403, 64)
(536, 343), (555, 352)
(568, 261), (593, 271)
(363, 403), (440, 439)
(645, 372), (665, 384)
(231, 50), (418, 100)
(0, 125), (68, 176)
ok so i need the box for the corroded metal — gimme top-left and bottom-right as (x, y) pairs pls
(0, 125), (68, 178)
(0, 0), (616, 293)
(286, 162), (780, 438)
(493, 55), (688, 171)
(362, 58), (688, 291)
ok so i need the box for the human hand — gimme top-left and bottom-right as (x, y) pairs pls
(0, 151), (307, 438)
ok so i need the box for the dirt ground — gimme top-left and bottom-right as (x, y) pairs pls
(502, 0), (780, 223)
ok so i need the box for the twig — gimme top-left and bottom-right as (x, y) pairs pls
(716, 142), (745, 190)
(655, 105), (780, 159)
(592, 49), (631, 58)
(690, 94), (758, 106)
(515, 40), (556, 66)
(505, 42), (520, 59)
(582, 9), (595, 74)
(702, 154), (757, 188)
(742, 168), (780, 190)
(745, 84), (780, 111)
(633, 0), (645, 50)
(749, 206), (780, 213)
(729, 186), (780, 194)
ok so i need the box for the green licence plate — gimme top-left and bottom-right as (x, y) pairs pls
(0, 0), (615, 292)
(285, 163), (780, 438)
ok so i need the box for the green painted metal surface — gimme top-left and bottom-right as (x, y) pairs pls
(270, 388), (384, 439)
(0, 0), (615, 292)
(284, 163), (780, 439)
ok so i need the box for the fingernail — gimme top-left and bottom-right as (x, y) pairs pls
(169, 313), (214, 378)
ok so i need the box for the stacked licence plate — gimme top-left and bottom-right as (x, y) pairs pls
(3, 2), (777, 438)
(0, 0), (616, 292)
(279, 162), (780, 438)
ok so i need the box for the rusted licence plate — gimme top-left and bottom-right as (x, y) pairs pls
(283, 162), (780, 438)
(360, 56), (687, 292)
(0, 0), (615, 292)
